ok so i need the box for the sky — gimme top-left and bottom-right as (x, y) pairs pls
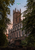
(8, 0), (27, 29)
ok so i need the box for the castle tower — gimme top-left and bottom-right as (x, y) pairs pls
(13, 8), (21, 26)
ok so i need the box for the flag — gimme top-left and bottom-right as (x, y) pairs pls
(17, 3), (21, 5)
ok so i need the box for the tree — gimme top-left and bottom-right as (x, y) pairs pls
(21, 40), (27, 47)
(0, 0), (15, 46)
(22, 0), (35, 47)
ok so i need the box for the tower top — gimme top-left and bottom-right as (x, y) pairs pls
(13, 8), (21, 26)
(13, 8), (21, 13)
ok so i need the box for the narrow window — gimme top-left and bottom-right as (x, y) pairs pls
(19, 31), (20, 37)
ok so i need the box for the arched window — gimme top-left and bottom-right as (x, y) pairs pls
(14, 33), (15, 38)
(19, 18), (20, 22)
(19, 31), (20, 37)
(17, 32), (18, 38)
(22, 31), (24, 36)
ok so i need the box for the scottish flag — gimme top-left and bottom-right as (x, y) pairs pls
(17, 3), (21, 5)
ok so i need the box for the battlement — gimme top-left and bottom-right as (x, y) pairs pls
(13, 8), (21, 14)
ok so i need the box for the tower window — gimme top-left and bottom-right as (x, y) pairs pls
(19, 18), (21, 22)
(19, 31), (20, 37)
(16, 17), (17, 21)
(22, 31), (23, 36)
(17, 32), (18, 37)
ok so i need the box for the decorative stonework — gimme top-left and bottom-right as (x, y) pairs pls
(8, 8), (26, 42)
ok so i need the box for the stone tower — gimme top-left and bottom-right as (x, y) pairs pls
(13, 8), (21, 27)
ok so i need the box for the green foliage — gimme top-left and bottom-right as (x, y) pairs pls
(21, 40), (27, 47)
(22, 0), (35, 47)
(0, 0), (15, 46)
(0, 0), (15, 16)
(26, 33), (35, 47)
(0, 0), (15, 32)
(0, 33), (6, 46)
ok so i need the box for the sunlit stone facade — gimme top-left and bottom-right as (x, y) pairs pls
(8, 8), (26, 42)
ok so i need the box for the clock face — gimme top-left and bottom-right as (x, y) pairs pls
(0, 14), (2, 20)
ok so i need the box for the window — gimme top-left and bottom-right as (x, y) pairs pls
(17, 32), (18, 37)
(22, 31), (23, 36)
(17, 25), (18, 29)
(19, 18), (21, 22)
(16, 17), (17, 21)
(21, 24), (23, 28)
(14, 33), (15, 38)
(19, 24), (20, 29)
(16, 14), (17, 22)
(16, 27), (17, 30)
(14, 28), (15, 31)
(19, 31), (20, 37)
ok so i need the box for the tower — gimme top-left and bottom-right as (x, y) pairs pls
(13, 8), (21, 27)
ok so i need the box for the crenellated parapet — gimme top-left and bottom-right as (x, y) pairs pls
(13, 8), (21, 14)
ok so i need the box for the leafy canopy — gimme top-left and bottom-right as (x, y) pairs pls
(0, 0), (15, 46)
(22, 0), (35, 47)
